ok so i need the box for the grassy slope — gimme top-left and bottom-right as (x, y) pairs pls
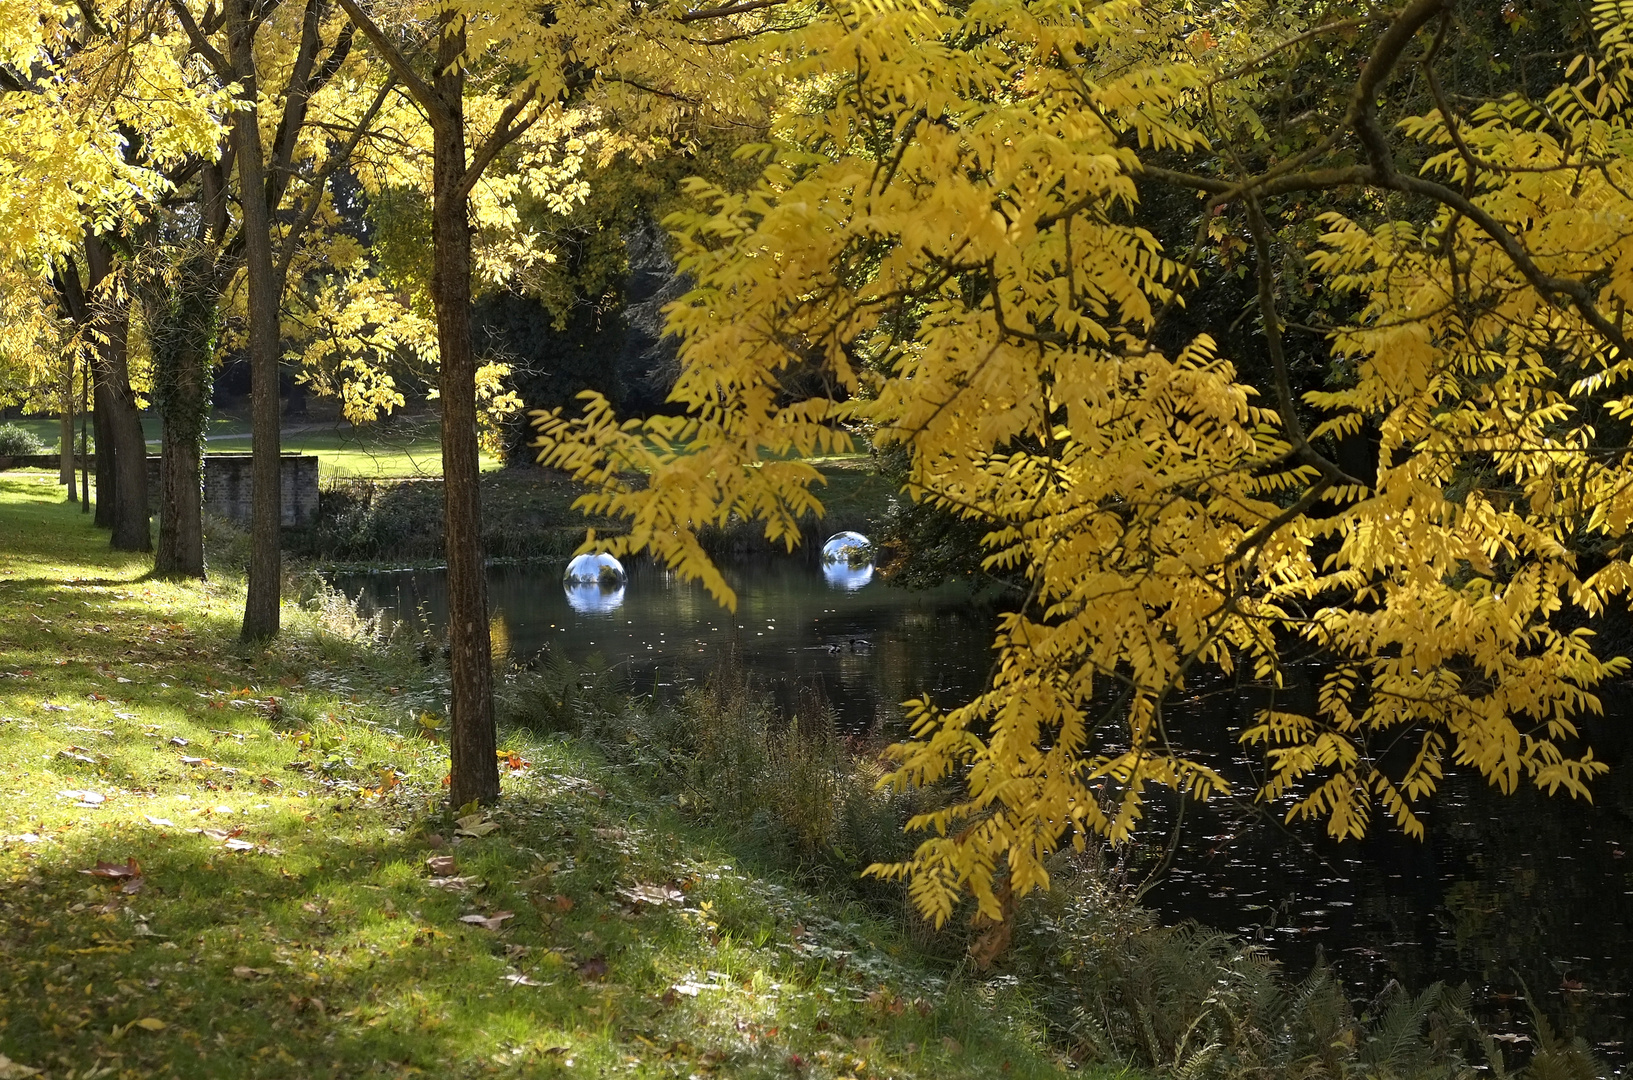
(0, 476), (1107, 1080)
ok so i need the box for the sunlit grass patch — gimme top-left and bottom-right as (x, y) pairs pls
(0, 476), (1111, 1080)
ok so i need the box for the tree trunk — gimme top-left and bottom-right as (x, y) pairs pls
(155, 410), (206, 578)
(60, 378), (75, 498)
(228, 0), (283, 641)
(84, 233), (149, 549)
(91, 373), (114, 527)
(432, 16), (498, 808)
(147, 250), (217, 580)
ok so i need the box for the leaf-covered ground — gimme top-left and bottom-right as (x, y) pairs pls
(0, 476), (1108, 1080)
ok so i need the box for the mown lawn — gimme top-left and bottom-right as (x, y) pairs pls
(3, 413), (502, 480)
(0, 475), (1111, 1080)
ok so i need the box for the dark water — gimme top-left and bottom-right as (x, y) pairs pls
(339, 557), (1632, 1067)
(335, 555), (994, 733)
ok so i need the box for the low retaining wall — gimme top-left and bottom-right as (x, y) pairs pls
(0, 452), (319, 528)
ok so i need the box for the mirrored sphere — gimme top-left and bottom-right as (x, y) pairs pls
(823, 561), (874, 591)
(563, 552), (627, 587)
(564, 582), (626, 614)
(821, 531), (872, 568)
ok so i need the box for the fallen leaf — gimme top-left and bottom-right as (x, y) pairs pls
(458, 911), (514, 931)
(120, 877), (145, 895)
(81, 858), (141, 879)
(426, 855), (458, 876)
(577, 956), (609, 981)
(232, 967), (273, 979)
(40, 702), (71, 712)
(454, 814), (499, 838)
(144, 815), (177, 827)
(503, 973), (544, 987)
(222, 838), (257, 852)
(551, 894), (575, 913)
(0, 1054), (42, 1078)
(169, 736), (189, 747)
(113, 712), (139, 721)
(132, 1017), (166, 1031)
(427, 876), (483, 891)
(617, 883), (686, 909)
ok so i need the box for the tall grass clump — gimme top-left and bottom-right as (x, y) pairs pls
(496, 653), (945, 898)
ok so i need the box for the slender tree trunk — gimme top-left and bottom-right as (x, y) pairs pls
(60, 377), (75, 498)
(432, 16), (498, 808)
(83, 245), (150, 550)
(92, 374), (115, 527)
(227, 0), (284, 641)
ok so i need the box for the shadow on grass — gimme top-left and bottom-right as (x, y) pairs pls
(4, 822), (588, 1079)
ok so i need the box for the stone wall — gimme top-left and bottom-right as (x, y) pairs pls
(0, 453), (320, 527)
(143, 454), (319, 527)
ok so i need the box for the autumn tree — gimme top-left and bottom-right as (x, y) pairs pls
(337, 0), (781, 807)
(537, 0), (1633, 927)
(169, 0), (390, 631)
(1, 0), (231, 550)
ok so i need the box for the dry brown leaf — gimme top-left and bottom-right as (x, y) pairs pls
(81, 858), (141, 879)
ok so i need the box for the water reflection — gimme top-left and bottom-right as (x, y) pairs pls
(564, 582), (625, 615)
(822, 561), (874, 590)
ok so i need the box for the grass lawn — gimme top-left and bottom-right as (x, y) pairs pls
(0, 475), (1107, 1080)
(4, 413), (502, 480)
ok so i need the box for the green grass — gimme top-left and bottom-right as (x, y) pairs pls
(0, 475), (1112, 1080)
(3, 412), (501, 480)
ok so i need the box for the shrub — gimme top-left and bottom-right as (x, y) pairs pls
(1009, 860), (1613, 1080)
(0, 423), (45, 456)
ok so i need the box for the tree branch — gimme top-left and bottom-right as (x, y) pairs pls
(275, 75), (397, 284)
(677, 0), (785, 23)
(169, 0), (231, 76)
(332, 0), (439, 120)
(456, 90), (543, 203)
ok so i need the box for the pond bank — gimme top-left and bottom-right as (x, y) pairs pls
(0, 474), (1098, 1080)
(2, 474), (1618, 1079)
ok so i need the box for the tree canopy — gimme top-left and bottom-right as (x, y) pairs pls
(536, 0), (1633, 925)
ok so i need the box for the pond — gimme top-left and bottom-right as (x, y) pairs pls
(337, 554), (1631, 1068)
(335, 553), (994, 733)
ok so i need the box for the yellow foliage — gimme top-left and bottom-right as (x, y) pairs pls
(530, 1), (1633, 921)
